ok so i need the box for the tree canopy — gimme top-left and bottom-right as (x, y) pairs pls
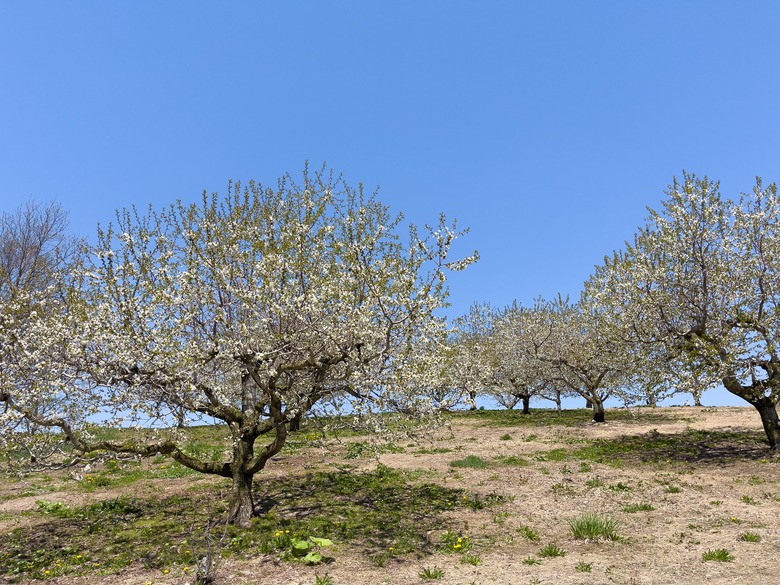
(0, 167), (477, 525)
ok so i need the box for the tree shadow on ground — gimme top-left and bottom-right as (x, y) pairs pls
(253, 465), (495, 555)
(569, 427), (771, 466)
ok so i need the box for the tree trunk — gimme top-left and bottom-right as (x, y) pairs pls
(723, 376), (780, 451)
(752, 397), (780, 451)
(227, 432), (257, 527)
(522, 395), (530, 415)
(591, 397), (605, 423)
(585, 399), (593, 409)
(227, 470), (255, 528)
(289, 413), (302, 432)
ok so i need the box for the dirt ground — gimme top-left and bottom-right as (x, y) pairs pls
(1, 406), (779, 585)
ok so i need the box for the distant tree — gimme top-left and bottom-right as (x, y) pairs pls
(485, 302), (552, 414)
(591, 173), (780, 449)
(450, 303), (496, 410)
(0, 167), (477, 525)
(0, 200), (80, 463)
(531, 296), (630, 423)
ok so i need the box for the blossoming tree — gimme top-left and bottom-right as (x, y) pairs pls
(591, 173), (780, 449)
(0, 166), (477, 525)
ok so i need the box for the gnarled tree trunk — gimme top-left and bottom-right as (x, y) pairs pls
(752, 396), (780, 451)
(227, 469), (255, 528)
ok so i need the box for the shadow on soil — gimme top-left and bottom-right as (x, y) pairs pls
(564, 427), (771, 466)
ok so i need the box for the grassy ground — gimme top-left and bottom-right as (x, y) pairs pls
(0, 406), (778, 584)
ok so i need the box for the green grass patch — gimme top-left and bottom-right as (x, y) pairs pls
(449, 455), (490, 469)
(622, 503), (654, 513)
(452, 408), (676, 428)
(1, 464), (501, 581)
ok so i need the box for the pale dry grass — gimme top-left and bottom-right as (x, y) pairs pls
(1, 406), (778, 585)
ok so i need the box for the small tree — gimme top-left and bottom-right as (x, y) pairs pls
(0, 167), (477, 525)
(592, 173), (780, 449)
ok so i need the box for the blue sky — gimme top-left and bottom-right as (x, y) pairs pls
(2, 2), (779, 406)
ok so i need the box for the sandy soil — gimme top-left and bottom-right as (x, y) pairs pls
(1, 406), (778, 585)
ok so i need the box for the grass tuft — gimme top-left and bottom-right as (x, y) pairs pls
(569, 512), (620, 541)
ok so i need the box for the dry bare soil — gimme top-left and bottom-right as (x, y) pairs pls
(1, 406), (779, 585)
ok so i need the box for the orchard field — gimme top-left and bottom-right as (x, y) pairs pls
(1, 406), (778, 585)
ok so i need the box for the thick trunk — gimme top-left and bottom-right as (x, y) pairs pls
(722, 376), (780, 451)
(226, 432), (258, 527)
(227, 470), (255, 528)
(289, 413), (302, 432)
(753, 397), (780, 451)
(522, 395), (530, 415)
(591, 397), (605, 423)
(585, 399), (593, 409)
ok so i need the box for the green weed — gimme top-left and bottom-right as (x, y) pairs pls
(575, 562), (592, 573)
(701, 549), (733, 562)
(538, 543), (566, 558)
(518, 525), (540, 542)
(419, 566), (445, 579)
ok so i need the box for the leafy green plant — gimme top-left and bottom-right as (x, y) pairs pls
(741, 495), (759, 505)
(279, 536), (334, 564)
(499, 433), (512, 440)
(701, 549), (733, 562)
(739, 532), (761, 542)
(609, 482), (632, 492)
(419, 566), (445, 579)
(315, 573), (334, 585)
(460, 554), (482, 566)
(538, 543), (566, 558)
(664, 485), (682, 494)
(522, 556), (542, 565)
(579, 462), (592, 472)
(586, 477), (604, 488)
(35, 500), (71, 517)
(569, 512), (620, 541)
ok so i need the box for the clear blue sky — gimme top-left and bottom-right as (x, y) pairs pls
(2, 2), (779, 406)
